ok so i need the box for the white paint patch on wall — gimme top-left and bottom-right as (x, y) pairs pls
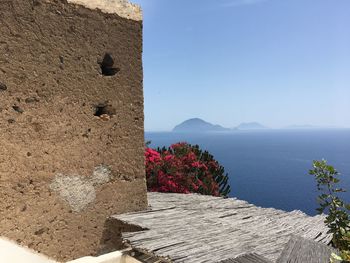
(67, 0), (142, 21)
(50, 165), (112, 212)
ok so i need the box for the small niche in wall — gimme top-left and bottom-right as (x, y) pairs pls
(94, 102), (116, 121)
(99, 53), (120, 76)
(0, 82), (7, 91)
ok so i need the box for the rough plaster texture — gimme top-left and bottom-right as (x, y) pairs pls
(0, 0), (147, 261)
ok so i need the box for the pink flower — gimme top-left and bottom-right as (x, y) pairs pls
(191, 161), (201, 168)
(145, 142), (230, 197)
(164, 154), (174, 161)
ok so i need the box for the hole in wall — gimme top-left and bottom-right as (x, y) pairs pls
(32, 0), (41, 8)
(99, 53), (120, 76)
(13, 105), (24, 113)
(0, 82), (7, 91)
(25, 97), (39, 103)
(94, 103), (116, 121)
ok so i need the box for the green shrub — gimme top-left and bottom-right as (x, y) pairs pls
(309, 160), (350, 262)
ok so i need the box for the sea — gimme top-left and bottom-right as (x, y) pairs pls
(145, 129), (350, 216)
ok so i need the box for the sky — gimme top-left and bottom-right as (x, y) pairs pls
(132, 0), (350, 131)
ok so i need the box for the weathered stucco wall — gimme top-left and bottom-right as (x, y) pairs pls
(0, 0), (147, 261)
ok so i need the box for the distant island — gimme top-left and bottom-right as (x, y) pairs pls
(173, 118), (230, 133)
(170, 119), (345, 133)
(173, 118), (267, 133)
(235, 122), (267, 130)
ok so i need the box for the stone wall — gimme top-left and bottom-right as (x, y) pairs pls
(0, 0), (147, 261)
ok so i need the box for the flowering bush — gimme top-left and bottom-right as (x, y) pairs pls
(145, 142), (231, 197)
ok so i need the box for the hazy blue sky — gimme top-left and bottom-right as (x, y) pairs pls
(132, 0), (350, 131)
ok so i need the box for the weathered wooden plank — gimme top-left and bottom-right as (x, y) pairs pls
(276, 235), (338, 263)
(219, 253), (273, 263)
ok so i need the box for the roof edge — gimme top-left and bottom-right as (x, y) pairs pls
(67, 0), (142, 21)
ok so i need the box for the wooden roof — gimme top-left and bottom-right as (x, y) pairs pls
(113, 193), (333, 263)
(276, 235), (336, 263)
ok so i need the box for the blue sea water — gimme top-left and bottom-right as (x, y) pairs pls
(145, 129), (350, 216)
